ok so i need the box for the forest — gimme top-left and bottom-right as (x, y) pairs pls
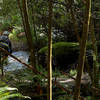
(0, 0), (100, 100)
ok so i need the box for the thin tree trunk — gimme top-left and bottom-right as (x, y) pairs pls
(47, 0), (53, 100)
(90, 20), (99, 100)
(29, 0), (38, 65)
(91, 21), (99, 86)
(22, 0), (36, 68)
(73, 0), (91, 100)
(29, 0), (37, 42)
(0, 53), (4, 76)
(17, 0), (25, 28)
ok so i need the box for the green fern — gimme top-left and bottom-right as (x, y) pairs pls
(0, 86), (31, 100)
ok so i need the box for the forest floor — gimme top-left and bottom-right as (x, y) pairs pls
(0, 68), (94, 99)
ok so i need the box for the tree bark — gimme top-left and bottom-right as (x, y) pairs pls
(73, 0), (91, 100)
(0, 53), (4, 76)
(90, 20), (99, 100)
(29, 0), (38, 65)
(47, 0), (53, 100)
(22, 0), (36, 68)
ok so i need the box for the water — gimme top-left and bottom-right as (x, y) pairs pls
(4, 51), (29, 71)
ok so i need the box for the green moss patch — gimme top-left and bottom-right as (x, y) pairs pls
(38, 42), (92, 70)
(39, 42), (79, 55)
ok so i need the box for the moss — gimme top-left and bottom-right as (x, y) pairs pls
(38, 42), (92, 70)
(39, 42), (79, 55)
(39, 42), (92, 54)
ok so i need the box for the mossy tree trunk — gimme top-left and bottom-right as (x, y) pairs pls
(90, 20), (99, 100)
(29, 0), (38, 65)
(47, 0), (53, 100)
(73, 0), (91, 100)
(21, 0), (36, 68)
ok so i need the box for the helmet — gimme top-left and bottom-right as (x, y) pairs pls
(0, 35), (8, 41)
(3, 31), (10, 36)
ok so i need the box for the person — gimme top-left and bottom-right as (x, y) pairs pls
(0, 31), (12, 55)
(0, 31), (12, 76)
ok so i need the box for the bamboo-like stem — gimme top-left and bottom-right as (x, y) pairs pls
(47, 0), (53, 100)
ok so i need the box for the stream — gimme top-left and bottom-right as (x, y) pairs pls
(4, 51), (30, 71)
(2, 51), (95, 100)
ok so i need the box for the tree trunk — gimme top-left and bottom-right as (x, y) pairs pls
(21, 0), (36, 68)
(90, 20), (99, 100)
(0, 53), (4, 76)
(73, 0), (91, 100)
(29, 0), (38, 65)
(47, 0), (53, 100)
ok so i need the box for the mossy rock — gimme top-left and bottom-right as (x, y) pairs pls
(39, 42), (79, 55)
(39, 42), (79, 70)
(38, 42), (92, 70)
(39, 42), (92, 54)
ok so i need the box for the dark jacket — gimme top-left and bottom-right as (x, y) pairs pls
(0, 35), (12, 54)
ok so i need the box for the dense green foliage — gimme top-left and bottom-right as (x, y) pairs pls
(0, 80), (30, 100)
(0, 0), (100, 100)
(0, 0), (100, 42)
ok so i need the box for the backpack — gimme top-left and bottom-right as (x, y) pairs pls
(0, 36), (10, 52)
